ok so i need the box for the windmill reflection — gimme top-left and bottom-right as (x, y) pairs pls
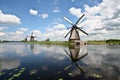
(64, 45), (88, 73)
(30, 44), (34, 54)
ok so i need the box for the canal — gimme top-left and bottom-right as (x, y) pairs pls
(0, 43), (120, 80)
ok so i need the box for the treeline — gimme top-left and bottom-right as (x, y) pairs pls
(87, 39), (120, 45)
(105, 39), (120, 44)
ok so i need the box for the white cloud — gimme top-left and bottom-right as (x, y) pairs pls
(84, 5), (100, 16)
(69, 7), (83, 18)
(32, 30), (41, 36)
(0, 26), (7, 30)
(69, 0), (120, 40)
(0, 32), (6, 36)
(16, 28), (28, 35)
(1, 27), (29, 41)
(39, 13), (48, 19)
(29, 9), (48, 19)
(71, 0), (75, 2)
(53, 7), (60, 13)
(29, 23), (68, 41)
(18, 28), (28, 32)
(29, 9), (38, 16)
(43, 23), (67, 41)
(0, 10), (21, 24)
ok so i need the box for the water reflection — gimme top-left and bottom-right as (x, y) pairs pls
(0, 59), (20, 72)
(64, 45), (88, 79)
(0, 43), (120, 80)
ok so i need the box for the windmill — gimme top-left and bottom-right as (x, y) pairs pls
(64, 14), (88, 43)
(24, 36), (28, 42)
(30, 32), (37, 42)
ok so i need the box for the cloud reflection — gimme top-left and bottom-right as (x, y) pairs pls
(0, 59), (20, 72)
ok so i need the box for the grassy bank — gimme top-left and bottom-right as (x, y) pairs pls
(25, 41), (71, 46)
(87, 40), (106, 45)
(106, 39), (120, 45)
(1, 39), (120, 45)
(88, 39), (120, 45)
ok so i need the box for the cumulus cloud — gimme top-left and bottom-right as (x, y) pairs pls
(28, 23), (67, 41)
(0, 32), (6, 36)
(69, 0), (120, 40)
(39, 13), (48, 19)
(0, 10), (21, 24)
(29, 9), (48, 19)
(1, 27), (29, 41)
(29, 9), (38, 16)
(69, 7), (82, 18)
(19, 27), (28, 32)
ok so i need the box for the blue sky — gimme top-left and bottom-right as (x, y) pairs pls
(0, 0), (120, 41)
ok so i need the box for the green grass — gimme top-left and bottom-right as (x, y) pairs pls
(25, 41), (71, 46)
(1, 39), (120, 45)
(87, 40), (106, 45)
(106, 39), (120, 44)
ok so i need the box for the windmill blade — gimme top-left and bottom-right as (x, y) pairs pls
(64, 50), (71, 58)
(64, 29), (72, 38)
(64, 17), (74, 25)
(75, 14), (85, 25)
(75, 63), (84, 73)
(64, 64), (72, 70)
(77, 53), (88, 60)
(76, 27), (88, 35)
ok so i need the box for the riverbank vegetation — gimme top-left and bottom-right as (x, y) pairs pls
(87, 40), (106, 45)
(0, 39), (120, 45)
(25, 41), (71, 46)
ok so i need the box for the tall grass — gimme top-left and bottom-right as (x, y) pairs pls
(25, 41), (71, 46)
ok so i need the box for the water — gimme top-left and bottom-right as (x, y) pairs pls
(0, 43), (120, 80)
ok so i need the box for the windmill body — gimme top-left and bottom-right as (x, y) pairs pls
(69, 27), (80, 41)
(64, 14), (88, 44)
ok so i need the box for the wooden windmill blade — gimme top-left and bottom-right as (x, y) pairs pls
(76, 27), (88, 35)
(31, 32), (33, 35)
(64, 27), (74, 38)
(64, 64), (73, 70)
(75, 63), (84, 73)
(77, 53), (88, 60)
(75, 14), (85, 25)
(64, 17), (74, 25)
(64, 50), (75, 71)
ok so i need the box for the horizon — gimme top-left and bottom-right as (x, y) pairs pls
(0, 0), (120, 41)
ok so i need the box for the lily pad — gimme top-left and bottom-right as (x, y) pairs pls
(58, 78), (63, 80)
(8, 77), (14, 80)
(68, 72), (72, 76)
(13, 73), (21, 77)
(0, 72), (5, 76)
(93, 74), (103, 78)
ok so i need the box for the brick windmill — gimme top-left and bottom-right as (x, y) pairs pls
(64, 14), (88, 45)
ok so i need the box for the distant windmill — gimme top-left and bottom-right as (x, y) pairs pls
(24, 36), (28, 42)
(64, 14), (88, 42)
(30, 32), (37, 42)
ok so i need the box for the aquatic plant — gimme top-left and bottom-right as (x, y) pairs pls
(58, 78), (63, 80)
(0, 72), (5, 76)
(92, 73), (103, 78)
